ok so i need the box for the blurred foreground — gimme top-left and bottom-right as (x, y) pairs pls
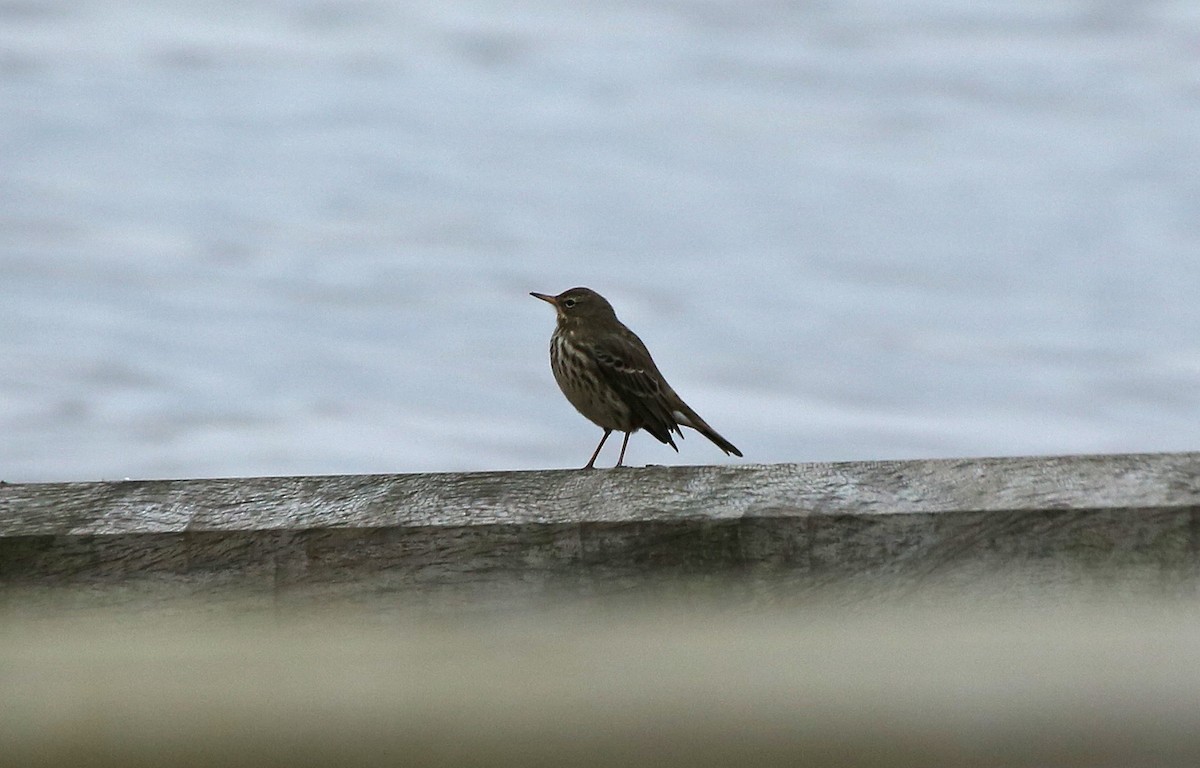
(4, 591), (1200, 768)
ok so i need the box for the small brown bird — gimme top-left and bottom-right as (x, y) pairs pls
(530, 287), (742, 468)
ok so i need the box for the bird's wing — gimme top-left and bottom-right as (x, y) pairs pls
(581, 331), (681, 448)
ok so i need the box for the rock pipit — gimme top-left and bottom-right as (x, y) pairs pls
(531, 287), (742, 468)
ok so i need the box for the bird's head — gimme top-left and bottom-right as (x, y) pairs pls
(530, 287), (617, 325)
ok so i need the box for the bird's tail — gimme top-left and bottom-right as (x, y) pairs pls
(672, 402), (742, 457)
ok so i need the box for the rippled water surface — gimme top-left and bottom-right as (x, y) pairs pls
(2, 1), (1198, 481)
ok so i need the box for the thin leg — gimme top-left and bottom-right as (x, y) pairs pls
(584, 429), (612, 469)
(615, 431), (632, 467)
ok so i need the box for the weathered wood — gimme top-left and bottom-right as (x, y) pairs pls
(2, 452), (1198, 609)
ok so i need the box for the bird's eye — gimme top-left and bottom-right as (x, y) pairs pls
(563, 298), (576, 308)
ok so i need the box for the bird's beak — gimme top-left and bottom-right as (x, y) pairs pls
(530, 292), (558, 307)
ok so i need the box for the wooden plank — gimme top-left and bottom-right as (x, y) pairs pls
(2, 452), (1198, 608)
(4, 452), (1199, 534)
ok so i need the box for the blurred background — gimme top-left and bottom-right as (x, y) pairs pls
(1, 0), (1198, 482)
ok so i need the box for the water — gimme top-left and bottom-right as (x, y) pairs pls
(2, 0), (1198, 482)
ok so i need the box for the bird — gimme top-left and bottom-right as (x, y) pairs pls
(530, 287), (742, 469)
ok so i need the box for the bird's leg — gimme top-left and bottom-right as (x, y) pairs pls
(615, 431), (632, 467)
(584, 429), (612, 469)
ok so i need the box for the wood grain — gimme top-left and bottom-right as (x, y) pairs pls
(2, 452), (1198, 609)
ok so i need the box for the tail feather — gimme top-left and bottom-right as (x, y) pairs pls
(672, 405), (742, 458)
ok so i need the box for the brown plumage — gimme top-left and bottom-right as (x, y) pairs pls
(530, 287), (743, 468)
